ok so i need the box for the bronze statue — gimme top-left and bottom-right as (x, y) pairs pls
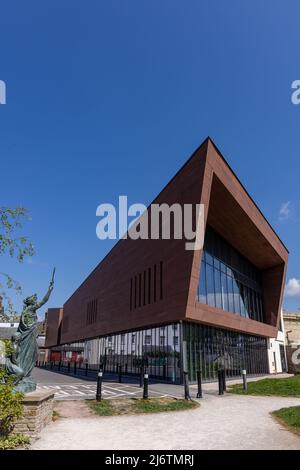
(5, 332), (24, 380)
(5, 269), (55, 393)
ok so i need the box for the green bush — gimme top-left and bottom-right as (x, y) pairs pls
(0, 368), (24, 437)
(0, 340), (29, 449)
(0, 433), (30, 450)
(3, 339), (14, 356)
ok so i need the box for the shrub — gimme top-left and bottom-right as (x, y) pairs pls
(0, 340), (29, 449)
(0, 366), (24, 437)
(0, 433), (30, 450)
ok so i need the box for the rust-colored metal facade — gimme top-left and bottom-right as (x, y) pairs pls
(45, 138), (288, 351)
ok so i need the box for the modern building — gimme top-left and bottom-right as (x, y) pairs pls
(45, 138), (288, 383)
(267, 310), (287, 374)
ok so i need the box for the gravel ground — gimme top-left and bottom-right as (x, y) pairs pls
(31, 392), (300, 450)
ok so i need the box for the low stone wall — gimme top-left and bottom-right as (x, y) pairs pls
(13, 390), (54, 437)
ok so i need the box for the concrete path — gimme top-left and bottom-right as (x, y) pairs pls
(31, 392), (300, 450)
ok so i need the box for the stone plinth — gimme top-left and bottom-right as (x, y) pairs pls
(13, 390), (54, 437)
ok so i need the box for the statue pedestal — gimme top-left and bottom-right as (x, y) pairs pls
(13, 390), (54, 437)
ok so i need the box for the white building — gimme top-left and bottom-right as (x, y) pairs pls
(267, 310), (287, 374)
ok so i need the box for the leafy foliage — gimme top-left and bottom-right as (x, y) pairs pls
(0, 206), (34, 321)
(0, 433), (30, 450)
(0, 367), (24, 437)
(2, 339), (14, 356)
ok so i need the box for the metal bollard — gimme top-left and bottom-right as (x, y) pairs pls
(183, 371), (191, 400)
(50, 362), (53, 370)
(143, 372), (149, 399)
(218, 369), (224, 395)
(74, 361), (77, 375)
(140, 366), (144, 387)
(85, 363), (88, 376)
(96, 371), (103, 401)
(67, 362), (70, 373)
(222, 369), (226, 392)
(118, 364), (122, 383)
(196, 369), (203, 398)
(242, 369), (248, 392)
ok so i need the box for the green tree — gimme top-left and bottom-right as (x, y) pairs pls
(0, 207), (34, 322)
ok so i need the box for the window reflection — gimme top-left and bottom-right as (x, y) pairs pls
(198, 227), (264, 322)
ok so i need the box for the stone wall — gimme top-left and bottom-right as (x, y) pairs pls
(13, 390), (54, 437)
(286, 345), (300, 374)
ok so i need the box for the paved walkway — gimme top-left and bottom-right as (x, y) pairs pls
(30, 369), (300, 449)
(31, 392), (300, 450)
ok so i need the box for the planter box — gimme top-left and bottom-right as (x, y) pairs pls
(13, 390), (54, 437)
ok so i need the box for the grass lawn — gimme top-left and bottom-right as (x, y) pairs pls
(228, 375), (300, 397)
(87, 397), (199, 416)
(272, 406), (300, 436)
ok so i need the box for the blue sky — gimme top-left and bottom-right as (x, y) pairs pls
(1, 1), (300, 317)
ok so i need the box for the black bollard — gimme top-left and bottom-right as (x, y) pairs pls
(196, 369), (203, 398)
(242, 369), (248, 392)
(58, 361), (61, 371)
(96, 370), (103, 401)
(67, 362), (70, 373)
(222, 369), (226, 392)
(183, 371), (191, 400)
(74, 361), (77, 375)
(143, 372), (149, 399)
(85, 363), (88, 376)
(118, 364), (122, 383)
(140, 366), (144, 387)
(218, 369), (224, 395)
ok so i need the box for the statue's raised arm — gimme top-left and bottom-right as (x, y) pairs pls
(35, 268), (55, 309)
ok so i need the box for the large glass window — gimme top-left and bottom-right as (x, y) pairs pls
(183, 322), (269, 382)
(94, 323), (182, 383)
(198, 227), (264, 322)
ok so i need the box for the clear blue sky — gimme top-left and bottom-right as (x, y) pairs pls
(1, 1), (300, 318)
